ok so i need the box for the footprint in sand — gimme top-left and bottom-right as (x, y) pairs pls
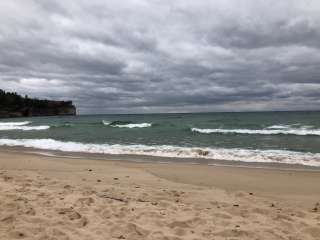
(76, 197), (95, 207)
(9, 231), (27, 239)
(1, 214), (15, 224)
(57, 207), (81, 220)
(215, 229), (253, 238)
(110, 223), (150, 239)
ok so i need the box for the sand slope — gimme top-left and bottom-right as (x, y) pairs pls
(0, 151), (320, 240)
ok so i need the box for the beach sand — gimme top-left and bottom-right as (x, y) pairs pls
(0, 151), (320, 240)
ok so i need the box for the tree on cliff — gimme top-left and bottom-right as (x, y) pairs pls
(0, 89), (76, 118)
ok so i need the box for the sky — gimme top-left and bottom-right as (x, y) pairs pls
(0, 0), (319, 114)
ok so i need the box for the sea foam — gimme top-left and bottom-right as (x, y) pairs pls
(191, 127), (320, 136)
(111, 123), (152, 128)
(0, 126), (50, 131)
(266, 125), (291, 129)
(102, 120), (110, 125)
(103, 120), (152, 128)
(0, 121), (49, 131)
(0, 138), (319, 167)
(0, 121), (31, 126)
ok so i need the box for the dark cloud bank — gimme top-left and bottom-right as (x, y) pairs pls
(0, 0), (320, 114)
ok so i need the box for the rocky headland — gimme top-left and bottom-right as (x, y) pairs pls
(0, 89), (76, 118)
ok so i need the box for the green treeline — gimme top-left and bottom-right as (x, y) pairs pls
(0, 89), (73, 110)
(0, 89), (76, 118)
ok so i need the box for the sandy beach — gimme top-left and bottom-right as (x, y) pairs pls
(0, 150), (320, 240)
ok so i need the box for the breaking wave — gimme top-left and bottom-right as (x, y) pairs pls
(0, 126), (50, 131)
(112, 123), (152, 128)
(0, 121), (49, 131)
(103, 120), (152, 128)
(0, 138), (319, 166)
(266, 124), (313, 130)
(266, 125), (291, 129)
(102, 120), (110, 125)
(191, 126), (320, 136)
(0, 121), (31, 126)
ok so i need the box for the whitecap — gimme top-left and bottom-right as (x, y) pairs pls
(0, 121), (31, 126)
(266, 125), (291, 129)
(191, 127), (320, 136)
(102, 120), (110, 125)
(0, 126), (50, 131)
(111, 123), (152, 128)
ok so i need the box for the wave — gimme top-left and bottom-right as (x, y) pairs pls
(266, 125), (291, 129)
(103, 120), (152, 128)
(191, 127), (320, 136)
(51, 123), (74, 128)
(102, 120), (110, 125)
(0, 138), (319, 166)
(0, 126), (50, 131)
(266, 124), (313, 130)
(0, 121), (31, 126)
(0, 121), (49, 131)
(112, 123), (152, 128)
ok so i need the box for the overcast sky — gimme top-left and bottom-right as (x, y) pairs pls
(0, 0), (319, 114)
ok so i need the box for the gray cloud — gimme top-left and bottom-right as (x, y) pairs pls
(0, 0), (320, 114)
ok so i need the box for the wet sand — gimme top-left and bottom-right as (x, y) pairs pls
(0, 151), (319, 239)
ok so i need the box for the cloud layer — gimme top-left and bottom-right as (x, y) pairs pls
(0, 0), (320, 113)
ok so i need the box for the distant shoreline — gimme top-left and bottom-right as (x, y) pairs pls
(76, 110), (320, 116)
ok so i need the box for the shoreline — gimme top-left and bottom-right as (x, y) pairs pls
(1, 150), (320, 239)
(1, 145), (320, 172)
(1, 149), (320, 201)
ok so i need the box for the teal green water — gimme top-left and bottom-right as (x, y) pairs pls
(0, 111), (320, 166)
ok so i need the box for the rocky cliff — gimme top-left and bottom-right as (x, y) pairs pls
(0, 90), (76, 118)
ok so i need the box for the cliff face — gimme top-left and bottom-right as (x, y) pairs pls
(0, 90), (76, 118)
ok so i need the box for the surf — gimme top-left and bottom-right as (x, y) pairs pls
(0, 138), (319, 167)
(103, 120), (152, 128)
(0, 121), (50, 131)
(191, 126), (320, 136)
(0, 121), (31, 126)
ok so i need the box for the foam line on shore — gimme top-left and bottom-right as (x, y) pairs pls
(0, 138), (319, 166)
